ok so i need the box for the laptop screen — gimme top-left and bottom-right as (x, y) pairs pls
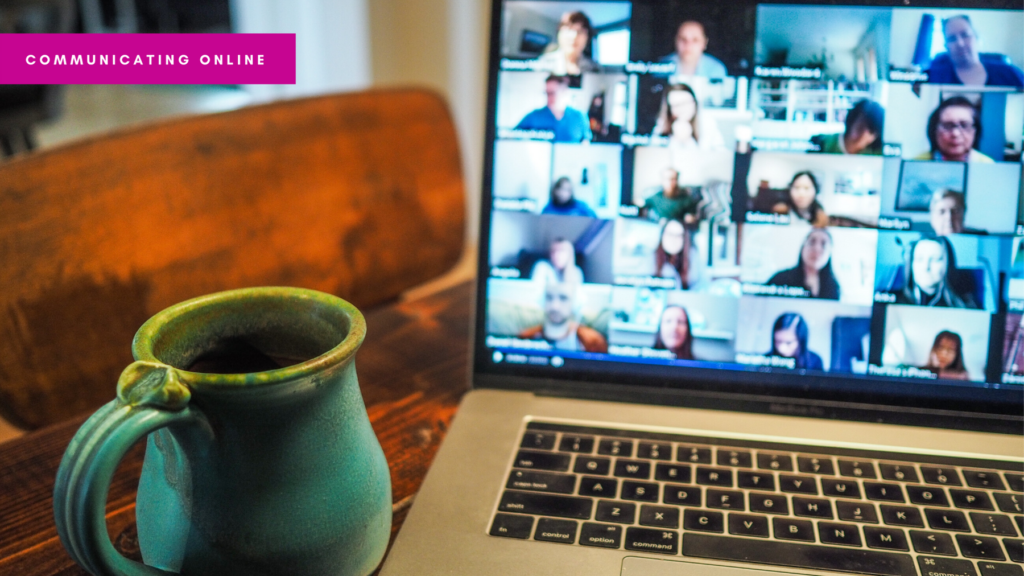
(475, 0), (1024, 419)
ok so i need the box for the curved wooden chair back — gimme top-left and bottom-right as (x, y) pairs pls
(0, 88), (465, 429)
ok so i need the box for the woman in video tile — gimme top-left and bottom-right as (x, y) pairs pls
(768, 313), (824, 371)
(655, 219), (689, 290)
(530, 237), (585, 286)
(659, 20), (727, 79)
(915, 96), (994, 163)
(772, 171), (829, 227)
(536, 11), (599, 76)
(541, 177), (597, 217)
(653, 305), (695, 360)
(921, 330), (970, 380)
(809, 100), (885, 156)
(895, 237), (979, 309)
(653, 83), (723, 149)
(766, 228), (840, 300)
(926, 15), (1024, 88)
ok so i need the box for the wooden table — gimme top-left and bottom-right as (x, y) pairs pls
(0, 280), (473, 576)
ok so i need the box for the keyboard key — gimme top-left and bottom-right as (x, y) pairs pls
(489, 513), (534, 539)
(640, 505), (680, 528)
(621, 481), (659, 502)
(683, 533), (917, 576)
(839, 459), (877, 479)
(822, 478), (862, 499)
(1004, 539), (1023, 562)
(921, 467), (962, 487)
(718, 449), (752, 468)
(911, 530), (957, 555)
(865, 482), (905, 502)
(654, 463), (691, 483)
(624, 527), (678, 554)
(534, 518), (578, 544)
(995, 493), (1023, 514)
(779, 474), (817, 494)
(881, 505), (925, 527)
(925, 509), (971, 532)
(757, 452), (794, 472)
(797, 455), (835, 475)
(677, 445), (712, 464)
(498, 491), (592, 519)
(574, 456), (610, 476)
(978, 562), (1023, 576)
(951, 489), (994, 510)
(793, 496), (833, 519)
(663, 484), (701, 507)
(598, 438), (633, 457)
(818, 522), (862, 546)
(507, 469), (576, 494)
(514, 450), (570, 471)
(879, 463), (920, 483)
(578, 476), (617, 498)
(684, 509), (724, 533)
(957, 534), (1005, 560)
(1016, 516), (1023, 534)
(637, 442), (671, 460)
(614, 460), (651, 479)
(773, 517), (814, 542)
(864, 526), (909, 551)
(909, 486), (950, 507)
(837, 501), (879, 523)
(1005, 473), (1024, 493)
(520, 432), (555, 450)
(706, 489), (744, 511)
(595, 500), (636, 524)
(738, 471), (775, 491)
(558, 435), (594, 454)
(696, 467), (733, 487)
(917, 556), (979, 576)
(579, 522), (622, 549)
(749, 492), (789, 515)
(970, 513), (1019, 536)
(729, 513), (769, 537)
(965, 470), (1007, 491)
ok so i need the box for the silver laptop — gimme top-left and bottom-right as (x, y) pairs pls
(380, 1), (1024, 574)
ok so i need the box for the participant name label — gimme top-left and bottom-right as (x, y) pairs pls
(742, 283), (809, 298)
(746, 212), (791, 225)
(493, 198), (538, 212)
(736, 354), (796, 370)
(888, 70), (929, 83)
(754, 66), (822, 79)
(868, 365), (937, 379)
(878, 217), (912, 231)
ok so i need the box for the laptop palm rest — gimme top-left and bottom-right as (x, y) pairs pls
(622, 557), (803, 575)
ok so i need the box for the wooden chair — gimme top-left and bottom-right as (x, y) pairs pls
(0, 88), (465, 430)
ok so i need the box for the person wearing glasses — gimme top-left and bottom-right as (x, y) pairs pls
(914, 96), (994, 163)
(926, 15), (1023, 88)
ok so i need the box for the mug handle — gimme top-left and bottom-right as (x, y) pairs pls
(54, 361), (197, 576)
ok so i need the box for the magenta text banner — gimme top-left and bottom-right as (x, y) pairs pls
(0, 34), (296, 84)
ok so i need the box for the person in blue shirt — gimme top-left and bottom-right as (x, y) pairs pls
(926, 15), (1023, 87)
(659, 21), (727, 79)
(541, 177), (596, 217)
(515, 75), (592, 142)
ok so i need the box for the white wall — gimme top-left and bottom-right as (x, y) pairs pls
(889, 8), (1024, 69)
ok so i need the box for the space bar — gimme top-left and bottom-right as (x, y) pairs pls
(683, 534), (916, 576)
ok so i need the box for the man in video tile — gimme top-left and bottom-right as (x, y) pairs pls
(929, 189), (967, 236)
(515, 74), (592, 143)
(659, 20), (727, 79)
(926, 15), (1024, 88)
(518, 281), (608, 353)
(641, 167), (699, 223)
(810, 100), (885, 156)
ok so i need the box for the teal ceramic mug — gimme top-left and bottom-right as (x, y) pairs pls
(53, 287), (392, 576)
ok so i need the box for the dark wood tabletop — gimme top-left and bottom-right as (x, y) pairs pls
(0, 280), (474, 576)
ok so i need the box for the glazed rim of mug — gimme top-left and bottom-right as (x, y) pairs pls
(132, 286), (366, 388)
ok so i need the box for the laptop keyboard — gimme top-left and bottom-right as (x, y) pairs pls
(488, 422), (1024, 576)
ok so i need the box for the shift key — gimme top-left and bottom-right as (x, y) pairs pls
(499, 490), (593, 519)
(514, 450), (571, 471)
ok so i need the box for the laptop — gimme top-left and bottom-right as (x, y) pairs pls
(380, 1), (1024, 575)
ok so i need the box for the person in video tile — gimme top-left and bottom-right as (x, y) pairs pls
(915, 96), (993, 163)
(921, 330), (970, 380)
(654, 83), (722, 149)
(926, 15), (1024, 88)
(895, 237), (979, 309)
(641, 167), (700, 223)
(772, 171), (830, 227)
(518, 281), (608, 353)
(541, 177), (596, 217)
(929, 189), (966, 236)
(654, 219), (688, 289)
(515, 74), (592, 142)
(810, 100), (885, 156)
(658, 20), (727, 79)
(653, 305), (695, 360)
(767, 228), (841, 300)
(537, 11), (600, 76)
(531, 237), (585, 286)
(768, 313), (824, 371)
